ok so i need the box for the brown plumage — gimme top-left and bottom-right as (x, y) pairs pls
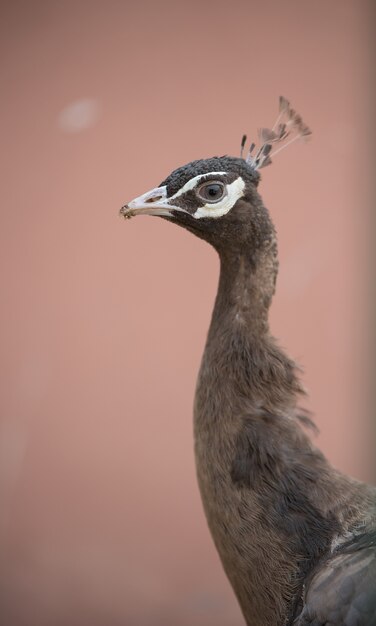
(120, 99), (376, 625)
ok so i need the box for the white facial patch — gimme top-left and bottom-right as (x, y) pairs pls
(168, 172), (227, 201)
(193, 176), (245, 219)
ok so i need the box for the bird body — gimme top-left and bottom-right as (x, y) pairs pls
(193, 243), (376, 624)
(120, 100), (376, 625)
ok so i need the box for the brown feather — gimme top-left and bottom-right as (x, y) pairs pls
(246, 97), (312, 170)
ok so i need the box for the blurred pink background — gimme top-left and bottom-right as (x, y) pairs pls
(0, 1), (374, 624)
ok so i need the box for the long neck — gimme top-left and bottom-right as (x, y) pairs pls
(194, 244), (371, 626)
(202, 242), (303, 417)
(211, 242), (277, 336)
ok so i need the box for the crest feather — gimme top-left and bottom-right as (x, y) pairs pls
(243, 97), (311, 170)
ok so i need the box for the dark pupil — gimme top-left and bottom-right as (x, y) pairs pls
(205, 184), (222, 199)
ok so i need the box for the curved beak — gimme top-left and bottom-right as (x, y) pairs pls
(119, 185), (188, 220)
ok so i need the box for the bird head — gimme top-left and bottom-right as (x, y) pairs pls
(120, 156), (268, 253)
(120, 97), (311, 255)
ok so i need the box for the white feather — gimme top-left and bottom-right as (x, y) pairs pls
(193, 177), (245, 219)
(169, 172), (227, 201)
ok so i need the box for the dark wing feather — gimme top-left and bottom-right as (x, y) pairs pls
(295, 532), (376, 625)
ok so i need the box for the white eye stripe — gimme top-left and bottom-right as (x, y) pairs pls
(193, 177), (245, 219)
(168, 171), (227, 201)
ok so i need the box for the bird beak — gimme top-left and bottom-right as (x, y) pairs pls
(119, 185), (187, 220)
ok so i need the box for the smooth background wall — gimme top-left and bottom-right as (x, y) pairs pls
(0, 1), (373, 624)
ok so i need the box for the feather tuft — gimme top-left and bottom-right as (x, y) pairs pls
(245, 97), (311, 170)
(240, 134), (247, 158)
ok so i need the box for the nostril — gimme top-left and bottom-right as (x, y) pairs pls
(147, 196), (163, 203)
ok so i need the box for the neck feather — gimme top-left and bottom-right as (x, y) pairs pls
(212, 241), (278, 335)
(203, 241), (304, 414)
(194, 239), (372, 626)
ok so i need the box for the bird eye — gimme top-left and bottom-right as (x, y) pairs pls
(197, 181), (226, 203)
